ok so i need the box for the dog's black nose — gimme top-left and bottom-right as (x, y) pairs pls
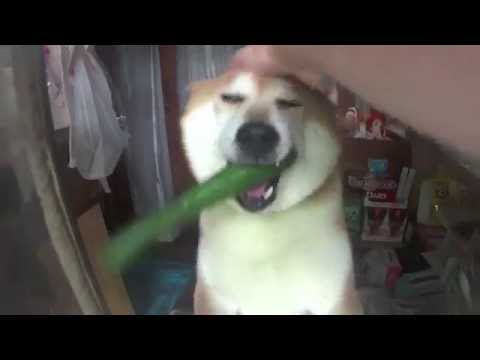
(236, 122), (279, 158)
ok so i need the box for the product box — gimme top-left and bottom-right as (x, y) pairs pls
(361, 198), (408, 243)
(342, 138), (412, 198)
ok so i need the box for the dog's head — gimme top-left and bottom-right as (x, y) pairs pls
(181, 72), (340, 213)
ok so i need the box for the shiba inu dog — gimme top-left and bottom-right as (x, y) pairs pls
(181, 72), (362, 315)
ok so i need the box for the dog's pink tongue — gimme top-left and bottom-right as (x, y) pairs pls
(246, 184), (267, 199)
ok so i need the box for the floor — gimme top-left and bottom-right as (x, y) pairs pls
(153, 224), (198, 312)
(123, 223), (199, 314)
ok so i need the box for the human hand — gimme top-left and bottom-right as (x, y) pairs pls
(229, 45), (335, 94)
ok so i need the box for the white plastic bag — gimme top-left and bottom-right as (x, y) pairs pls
(361, 247), (401, 288)
(64, 45), (128, 192)
(44, 45), (71, 131)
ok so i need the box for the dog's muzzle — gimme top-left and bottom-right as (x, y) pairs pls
(229, 121), (295, 212)
(235, 121), (279, 165)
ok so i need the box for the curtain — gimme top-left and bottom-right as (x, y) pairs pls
(98, 46), (175, 235)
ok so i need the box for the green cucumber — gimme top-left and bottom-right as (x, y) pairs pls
(104, 154), (295, 272)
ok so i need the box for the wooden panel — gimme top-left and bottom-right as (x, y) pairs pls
(159, 45), (196, 195)
(99, 156), (135, 233)
(77, 204), (134, 315)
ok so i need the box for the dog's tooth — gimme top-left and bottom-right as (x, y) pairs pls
(264, 186), (274, 200)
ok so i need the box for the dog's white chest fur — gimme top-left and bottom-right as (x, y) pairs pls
(197, 183), (353, 315)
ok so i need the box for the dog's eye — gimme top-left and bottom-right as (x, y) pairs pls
(276, 98), (302, 109)
(221, 93), (245, 104)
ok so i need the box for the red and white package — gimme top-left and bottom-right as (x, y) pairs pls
(362, 198), (408, 243)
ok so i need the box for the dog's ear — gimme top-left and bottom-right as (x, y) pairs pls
(187, 71), (237, 97)
(188, 78), (211, 95)
(187, 79), (213, 100)
(184, 73), (237, 115)
(183, 77), (225, 118)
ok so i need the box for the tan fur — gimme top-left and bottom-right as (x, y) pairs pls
(182, 73), (235, 120)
